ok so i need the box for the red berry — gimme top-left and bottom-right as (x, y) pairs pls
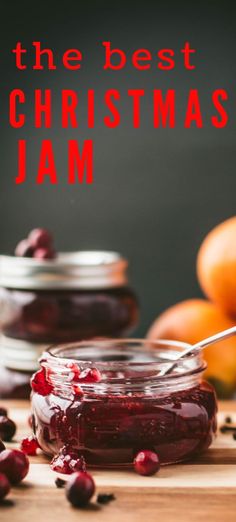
(78, 368), (102, 383)
(0, 449), (29, 485)
(66, 471), (95, 507)
(0, 440), (5, 453)
(21, 436), (39, 456)
(34, 248), (55, 260)
(15, 239), (34, 258)
(133, 450), (160, 476)
(31, 369), (52, 396)
(28, 228), (52, 249)
(0, 473), (10, 501)
(0, 416), (16, 442)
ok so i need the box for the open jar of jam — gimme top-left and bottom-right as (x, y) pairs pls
(31, 339), (217, 468)
(0, 252), (138, 399)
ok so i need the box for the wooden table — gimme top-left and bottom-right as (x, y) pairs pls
(1, 400), (236, 522)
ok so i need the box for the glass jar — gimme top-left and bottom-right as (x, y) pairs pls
(0, 252), (138, 399)
(31, 340), (217, 468)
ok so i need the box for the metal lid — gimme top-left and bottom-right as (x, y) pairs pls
(0, 251), (128, 290)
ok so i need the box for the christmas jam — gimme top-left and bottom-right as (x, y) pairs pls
(0, 251), (138, 398)
(31, 340), (217, 468)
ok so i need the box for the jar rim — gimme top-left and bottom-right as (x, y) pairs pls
(0, 250), (128, 289)
(44, 338), (206, 383)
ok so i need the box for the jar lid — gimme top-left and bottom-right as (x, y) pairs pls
(0, 251), (128, 290)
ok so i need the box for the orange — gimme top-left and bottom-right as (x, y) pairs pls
(147, 298), (236, 396)
(197, 216), (236, 317)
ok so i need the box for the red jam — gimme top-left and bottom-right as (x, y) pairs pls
(0, 287), (138, 343)
(31, 340), (217, 468)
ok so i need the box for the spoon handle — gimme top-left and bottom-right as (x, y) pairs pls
(159, 325), (236, 377)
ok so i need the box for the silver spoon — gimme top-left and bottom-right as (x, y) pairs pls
(159, 325), (236, 376)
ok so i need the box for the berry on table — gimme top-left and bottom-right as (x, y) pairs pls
(0, 449), (29, 485)
(66, 471), (95, 507)
(133, 450), (160, 476)
(0, 416), (16, 442)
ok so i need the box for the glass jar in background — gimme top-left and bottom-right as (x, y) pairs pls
(31, 339), (217, 468)
(0, 251), (139, 398)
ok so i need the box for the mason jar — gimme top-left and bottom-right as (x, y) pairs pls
(31, 339), (217, 468)
(0, 252), (138, 398)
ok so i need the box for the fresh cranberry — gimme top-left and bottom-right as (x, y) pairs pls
(51, 447), (86, 475)
(0, 416), (16, 442)
(34, 248), (55, 260)
(0, 440), (5, 453)
(21, 436), (39, 456)
(0, 473), (10, 501)
(0, 449), (29, 485)
(0, 407), (7, 416)
(78, 368), (102, 383)
(66, 471), (95, 507)
(134, 450), (160, 476)
(15, 239), (34, 258)
(31, 369), (52, 396)
(28, 228), (52, 249)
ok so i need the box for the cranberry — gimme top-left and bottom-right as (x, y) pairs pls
(51, 447), (86, 475)
(15, 239), (34, 258)
(66, 471), (95, 507)
(21, 436), (39, 456)
(0, 449), (29, 485)
(31, 369), (52, 396)
(34, 248), (55, 260)
(78, 368), (102, 383)
(0, 416), (16, 442)
(0, 440), (5, 453)
(0, 407), (7, 416)
(0, 473), (10, 501)
(134, 450), (160, 476)
(28, 228), (52, 249)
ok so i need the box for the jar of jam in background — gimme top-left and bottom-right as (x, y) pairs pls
(31, 339), (217, 468)
(0, 251), (139, 398)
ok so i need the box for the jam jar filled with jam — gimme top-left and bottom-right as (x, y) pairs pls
(31, 340), (217, 468)
(0, 252), (138, 399)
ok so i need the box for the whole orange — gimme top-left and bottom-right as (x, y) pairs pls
(147, 298), (236, 396)
(197, 216), (236, 316)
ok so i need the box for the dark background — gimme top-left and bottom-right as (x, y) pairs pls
(1, 0), (236, 335)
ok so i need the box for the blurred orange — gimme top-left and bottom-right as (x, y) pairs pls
(197, 216), (236, 317)
(147, 298), (236, 396)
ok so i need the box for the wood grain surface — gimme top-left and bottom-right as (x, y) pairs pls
(1, 400), (236, 522)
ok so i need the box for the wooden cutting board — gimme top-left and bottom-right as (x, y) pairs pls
(1, 400), (236, 522)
